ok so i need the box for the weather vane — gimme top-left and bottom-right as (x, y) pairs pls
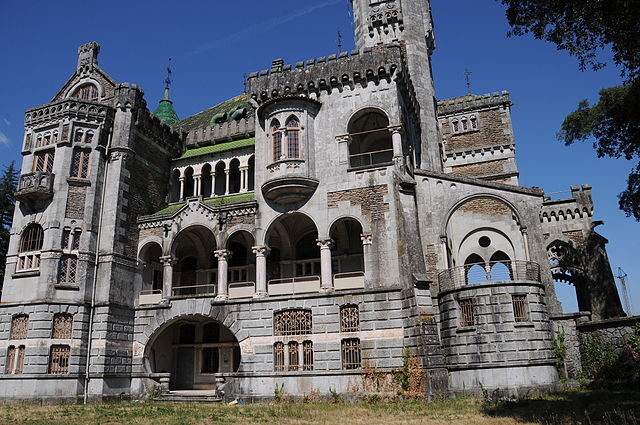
(464, 68), (473, 95)
(165, 58), (173, 90)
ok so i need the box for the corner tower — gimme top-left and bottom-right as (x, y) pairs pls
(350, 0), (439, 170)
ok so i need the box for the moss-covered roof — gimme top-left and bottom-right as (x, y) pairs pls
(176, 94), (251, 132)
(147, 193), (255, 217)
(177, 137), (255, 160)
(154, 99), (180, 125)
(153, 202), (186, 215)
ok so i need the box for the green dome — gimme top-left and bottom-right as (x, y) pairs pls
(154, 99), (179, 125)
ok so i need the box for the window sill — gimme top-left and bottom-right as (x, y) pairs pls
(55, 284), (80, 291)
(67, 177), (91, 186)
(456, 326), (476, 334)
(12, 270), (40, 278)
(347, 162), (394, 172)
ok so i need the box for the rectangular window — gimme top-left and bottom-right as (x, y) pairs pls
(341, 338), (361, 370)
(62, 229), (81, 251)
(71, 149), (91, 178)
(287, 130), (299, 159)
(288, 341), (299, 371)
(48, 345), (70, 374)
(201, 348), (219, 373)
(273, 132), (282, 162)
(5, 346), (15, 374)
(274, 342), (285, 372)
(340, 305), (360, 333)
(10, 315), (28, 340)
(14, 346), (25, 374)
(274, 310), (312, 336)
(512, 295), (529, 322)
(52, 314), (73, 339)
(58, 255), (78, 284)
(302, 341), (313, 371)
(33, 150), (55, 173)
(459, 299), (475, 327)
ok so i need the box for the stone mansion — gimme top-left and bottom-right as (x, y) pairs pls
(0, 0), (629, 402)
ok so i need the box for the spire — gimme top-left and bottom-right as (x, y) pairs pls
(154, 58), (179, 125)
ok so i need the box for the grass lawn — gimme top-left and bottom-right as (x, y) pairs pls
(0, 388), (638, 425)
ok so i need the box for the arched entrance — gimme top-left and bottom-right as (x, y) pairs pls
(146, 315), (240, 390)
(172, 226), (218, 296)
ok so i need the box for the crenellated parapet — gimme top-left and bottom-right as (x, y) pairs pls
(183, 115), (255, 149)
(25, 99), (114, 130)
(541, 185), (594, 223)
(438, 91), (512, 116)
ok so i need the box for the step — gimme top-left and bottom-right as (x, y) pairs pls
(155, 390), (223, 403)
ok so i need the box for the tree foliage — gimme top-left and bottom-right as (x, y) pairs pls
(0, 162), (19, 285)
(500, 0), (640, 220)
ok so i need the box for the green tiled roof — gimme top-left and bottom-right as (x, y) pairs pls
(176, 94), (250, 132)
(178, 137), (255, 160)
(154, 99), (180, 125)
(204, 192), (255, 207)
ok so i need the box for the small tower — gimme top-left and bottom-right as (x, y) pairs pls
(153, 60), (179, 125)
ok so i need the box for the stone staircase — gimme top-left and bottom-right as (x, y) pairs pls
(155, 390), (223, 403)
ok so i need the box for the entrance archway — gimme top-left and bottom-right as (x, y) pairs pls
(146, 315), (240, 390)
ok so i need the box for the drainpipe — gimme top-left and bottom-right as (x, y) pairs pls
(83, 131), (112, 404)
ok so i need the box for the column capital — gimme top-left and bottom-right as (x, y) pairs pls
(388, 124), (403, 135)
(360, 233), (373, 246)
(316, 238), (333, 248)
(159, 255), (177, 266)
(439, 235), (448, 244)
(252, 245), (271, 256)
(335, 134), (351, 144)
(520, 226), (529, 234)
(179, 177), (186, 182)
(214, 249), (232, 260)
(239, 166), (249, 171)
(224, 169), (231, 175)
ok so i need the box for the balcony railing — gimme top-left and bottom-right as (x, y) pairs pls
(171, 283), (216, 297)
(139, 289), (163, 306)
(348, 148), (393, 168)
(334, 271), (365, 290)
(268, 276), (321, 296)
(438, 260), (542, 292)
(229, 281), (255, 299)
(15, 172), (54, 202)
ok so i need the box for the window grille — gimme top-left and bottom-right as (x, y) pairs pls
(52, 314), (73, 339)
(273, 309), (312, 336)
(73, 84), (98, 101)
(5, 346), (15, 374)
(458, 299), (475, 327)
(58, 255), (78, 284)
(512, 295), (529, 322)
(286, 117), (300, 159)
(288, 341), (299, 371)
(71, 148), (91, 178)
(340, 305), (360, 333)
(10, 315), (28, 340)
(273, 342), (285, 372)
(341, 338), (361, 370)
(48, 345), (70, 374)
(302, 341), (313, 371)
(32, 150), (55, 173)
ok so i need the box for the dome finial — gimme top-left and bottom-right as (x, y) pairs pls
(154, 58), (180, 125)
(163, 58), (173, 101)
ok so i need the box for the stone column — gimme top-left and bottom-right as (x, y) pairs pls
(317, 239), (334, 292)
(214, 249), (231, 301)
(389, 125), (404, 165)
(179, 177), (185, 201)
(360, 234), (374, 286)
(225, 169), (231, 195)
(440, 235), (449, 270)
(240, 166), (249, 193)
(159, 255), (177, 299)
(252, 246), (270, 297)
(193, 174), (201, 198)
(212, 171), (217, 197)
(521, 227), (531, 261)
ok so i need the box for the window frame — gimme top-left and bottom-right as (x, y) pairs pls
(17, 226), (44, 272)
(32, 149), (55, 173)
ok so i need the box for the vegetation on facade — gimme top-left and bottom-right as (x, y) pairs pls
(0, 161), (18, 286)
(501, 0), (640, 220)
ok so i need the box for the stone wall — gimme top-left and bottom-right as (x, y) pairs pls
(442, 109), (511, 152)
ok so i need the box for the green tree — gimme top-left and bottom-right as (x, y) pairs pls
(500, 0), (640, 220)
(0, 162), (19, 286)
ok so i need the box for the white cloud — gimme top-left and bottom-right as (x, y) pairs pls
(187, 0), (342, 56)
(2, 118), (10, 127)
(0, 131), (9, 146)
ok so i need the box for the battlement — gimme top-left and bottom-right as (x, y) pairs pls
(183, 115), (255, 148)
(247, 45), (407, 105)
(437, 91), (512, 116)
(25, 98), (114, 128)
(541, 185), (594, 223)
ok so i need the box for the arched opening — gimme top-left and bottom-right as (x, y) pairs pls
(228, 159), (241, 194)
(201, 164), (212, 198)
(464, 254), (486, 284)
(145, 316), (241, 391)
(183, 167), (195, 199)
(71, 83), (99, 101)
(17, 224), (44, 272)
(271, 119), (282, 162)
(348, 109), (393, 168)
(247, 156), (255, 191)
(214, 162), (226, 196)
(227, 231), (256, 298)
(266, 214), (320, 295)
(330, 218), (365, 290)
(489, 251), (512, 281)
(172, 226), (217, 296)
(139, 242), (163, 293)
(285, 116), (300, 159)
(170, 170), (180, 203)
(548, 241), (590, 313)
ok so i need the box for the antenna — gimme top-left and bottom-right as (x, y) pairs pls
(337, 29), (343, 54)
(243, 73), (248, 94)
(165, 58), (173, 90)
(615, 267), (633, 315)
(464, 68), (473, 95)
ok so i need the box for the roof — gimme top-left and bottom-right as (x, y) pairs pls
(176, 94), (251, 132)
(147, 192), (256, 216)
(177, 137), (255, 160)
(154, 99), (180, 125)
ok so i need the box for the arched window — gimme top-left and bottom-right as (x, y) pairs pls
(462, 118), (468, 131)
(286, 116), (300, 159)
(74, 129), (84, 144)
(228, 159), (241, 194)
(201, 164), (212, 198)
(214, 161), (226, 196)
(348, 109), (393, 168)
(271, 120), (282, 162)
(452, 120), (460, 133)
(489, 251), (512, 281)
(247, 156), (255, 191)
(170, 169), (180, 203)
(17, 225), (44, 272)
(464, 254), (486, 285)
(470, 116), (478, 129)
(183, 167), (194, 198)
(72, 84), (99, 101)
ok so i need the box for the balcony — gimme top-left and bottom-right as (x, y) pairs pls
(262, 160), (318, 204)
(438, 260), (542, 293)
(268, 276), (321, 296)
(15, 172), (54, 202)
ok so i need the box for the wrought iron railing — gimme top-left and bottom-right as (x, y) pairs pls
(348, 148), (394, 168)
(437, 260), (542, 292)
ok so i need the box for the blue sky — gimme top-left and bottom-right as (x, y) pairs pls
(0, 0), (638, 314)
